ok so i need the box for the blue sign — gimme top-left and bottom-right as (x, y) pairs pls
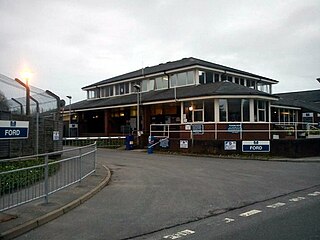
(242, 141), (270, 153)
(0, 120), (29, 139)
(192, 124), (204, 135)
(227, 124), (242, 133)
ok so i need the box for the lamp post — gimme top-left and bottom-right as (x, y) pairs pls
(133, 84), (141, 146)
(66, 96), (72, 137)
(21, 71), (32, 115)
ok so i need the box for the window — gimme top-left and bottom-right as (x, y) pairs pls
(87, 89), (99, 99)
(204, 100), (214, 122)
(183, 100), (203, 122)
(125, 82), (129, 94)
(257, 82), (271, 93)
(242, 99), (250, 122)
(219, 99), (227, 122)
(131, 81), (140, 93)
(255, 100), (267, 122)
(247, 79), (255, 89)
(149, 79), (155, 91)
(214, 73), (220, 82)
(177, 72), (187, 86)
(100, 86), (113, 97)
(199, 70), (217, 84)
(199, 71), (205, 84)
(119, 83), (125, 94)
(155, 76), (169, 90)
(115, 84), (120, 95)
(227, 76), (233, 82)
(206, 72), (213, 84)
(187, 71), (194, 84)
(228, 99), (241, 121)
(170, 71), (194, 87)
(141, 80), (148, 92)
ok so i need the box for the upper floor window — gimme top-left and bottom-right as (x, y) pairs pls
(170, 71), (194, 87)
(87, 89), (99, 99)
(257, 82), (271, 94)
(155, 76), (169, 90)
(115, 82), (130, 95)
(141, 79), (154, 92)
(100, 86), (114, 97)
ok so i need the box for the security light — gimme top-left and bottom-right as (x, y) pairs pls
(133, 84), (141, 90)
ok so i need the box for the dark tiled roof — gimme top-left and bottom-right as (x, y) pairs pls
(276, 89), (320, 103)
(273, 89), (320, 112)
(70, 81), (276, 111)
(82, 57), (278, 89)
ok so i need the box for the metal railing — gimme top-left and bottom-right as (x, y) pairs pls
(150, 122), (320, 140)
(0, 143), (97, 212)
(63, 136), (126, 148)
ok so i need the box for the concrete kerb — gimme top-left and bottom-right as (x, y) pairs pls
(154, 150), (320, 163)
(0, 165), (112, 240)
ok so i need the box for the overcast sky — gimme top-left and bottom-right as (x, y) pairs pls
(1, 0), (319, 102)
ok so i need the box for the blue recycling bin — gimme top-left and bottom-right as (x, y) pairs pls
(125, 135), (134, 150)
(147, 136), (157, 154)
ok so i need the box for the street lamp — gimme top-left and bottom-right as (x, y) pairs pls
(133, 84), (141, 146)
(66, 96), (72, 137)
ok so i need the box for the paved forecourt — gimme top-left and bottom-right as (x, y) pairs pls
(15, 149), (320, 240)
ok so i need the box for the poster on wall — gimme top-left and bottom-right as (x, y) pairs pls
(53, 131), (60, 141)
(224, 141), (237, 150)
(180, 140), (188, 149)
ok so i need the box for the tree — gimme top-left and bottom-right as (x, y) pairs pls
(0, 90), (9, 111)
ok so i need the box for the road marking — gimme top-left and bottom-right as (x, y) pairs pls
(266, 202), (286, 209)
(163, 230), (195, 239)
(289, 197), (306, 202)
(239, 209), (262, 217)
(224, 218), (235, 223)
(308, 191), (320, 197)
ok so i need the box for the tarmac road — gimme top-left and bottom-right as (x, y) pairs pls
(16, 149), (320, 240)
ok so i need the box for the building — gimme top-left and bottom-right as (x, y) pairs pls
(65, 57), (320, 149)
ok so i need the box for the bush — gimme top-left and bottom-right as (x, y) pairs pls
(0, 158), (59, 194)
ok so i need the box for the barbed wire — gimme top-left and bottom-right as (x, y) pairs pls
(0, 74), (59, 114)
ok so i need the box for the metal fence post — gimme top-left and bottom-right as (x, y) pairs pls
(44, 154), (49, 204)
(94, 142), (97, 169)
(79, 148), (82, 182)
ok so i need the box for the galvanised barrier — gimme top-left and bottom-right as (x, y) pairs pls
(0, 143), (97, 212)
(63, 136), (126, 148)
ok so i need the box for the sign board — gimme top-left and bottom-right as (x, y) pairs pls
(69, 124), (78, 128)
(180, 140), (188, 149)
(242, 141), (270, 153)
(0, 120), (29, 139)
(224, 141), (237, 150)
(53, 131), (60, 141)
(227, 124), (242, 133)
(185, 125), (191, 130)
(192, 124), (204, 135)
